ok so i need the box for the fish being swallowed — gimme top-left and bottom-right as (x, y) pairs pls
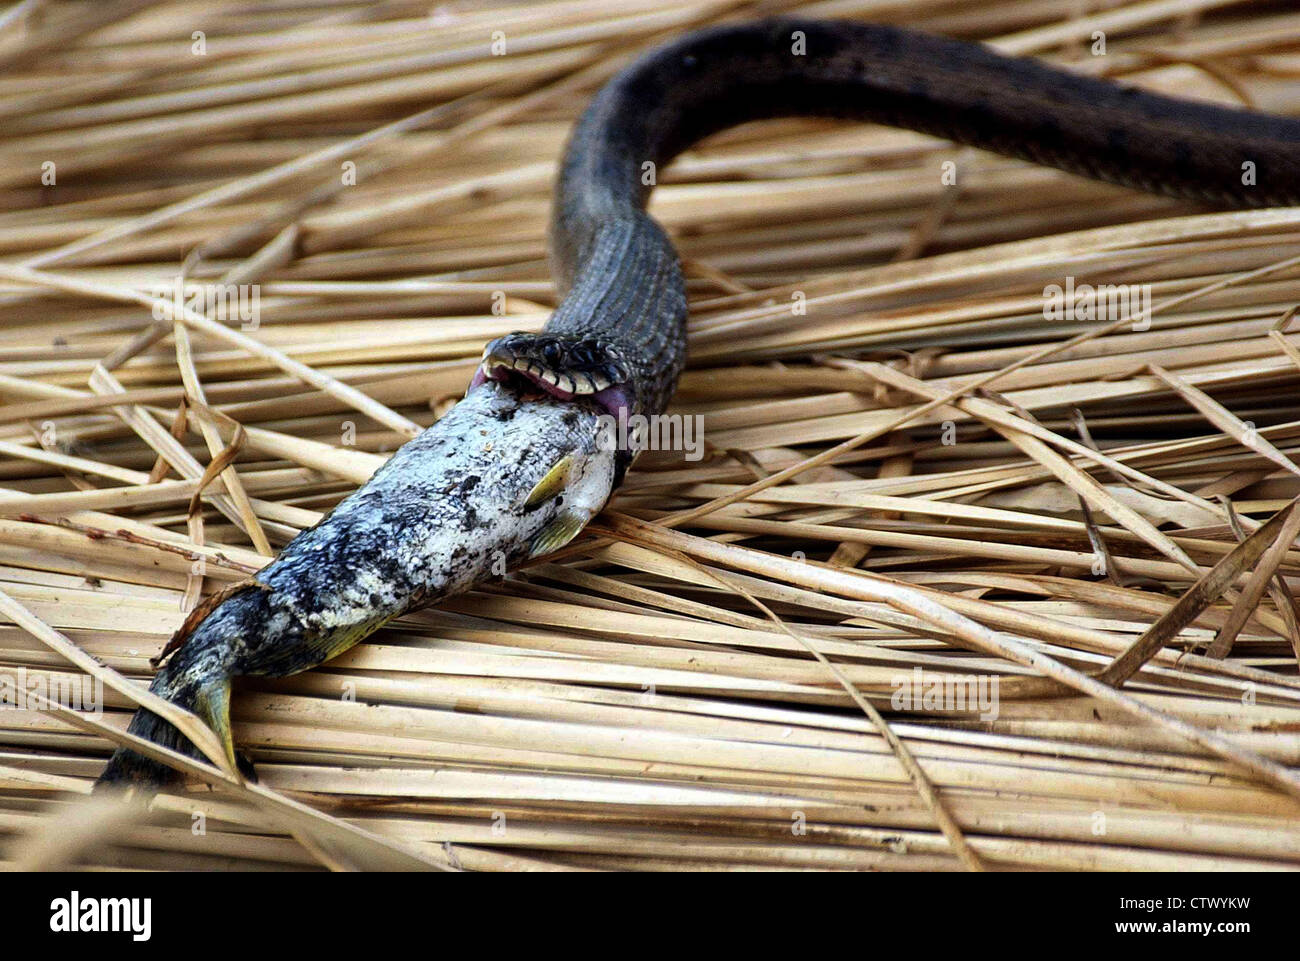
(99, 17), (1300, 787)
(98, 386), (616, 785)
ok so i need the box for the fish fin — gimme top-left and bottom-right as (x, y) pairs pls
(529, 509), (588, 558)
(192, 676), (241, 778)
(95, 674), (249, 792)
(523, 453), (573, 510)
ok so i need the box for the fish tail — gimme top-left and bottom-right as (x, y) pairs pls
(96, 583), (272, 792)
(95, 669), (245, 792)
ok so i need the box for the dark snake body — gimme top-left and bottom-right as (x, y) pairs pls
(534, 17), (1300, 426)
(99, 18), (1300, 788)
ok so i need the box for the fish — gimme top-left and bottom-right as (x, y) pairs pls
(97, 382), (615, 786)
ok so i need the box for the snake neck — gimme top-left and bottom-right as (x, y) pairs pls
(535, 16), (1300, 421)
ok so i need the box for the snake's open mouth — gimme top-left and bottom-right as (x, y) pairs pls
(468, 333), (634, 419)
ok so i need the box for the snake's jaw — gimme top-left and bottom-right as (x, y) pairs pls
(468, 331), (641, 488)
(469, 333), (634, 419)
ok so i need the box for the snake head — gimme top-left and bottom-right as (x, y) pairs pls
(468, 333), (635, 421)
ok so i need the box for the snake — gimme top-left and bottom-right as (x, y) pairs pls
(98, 17), (1300, 787)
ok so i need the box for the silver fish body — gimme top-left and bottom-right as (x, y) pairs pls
(98, 382), (614, 786)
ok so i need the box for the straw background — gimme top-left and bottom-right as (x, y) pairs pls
(1, 0), (1299, 870)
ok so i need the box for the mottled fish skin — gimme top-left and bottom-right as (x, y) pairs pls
(253, 382), (613, 671)
(98, 382), (614, 787)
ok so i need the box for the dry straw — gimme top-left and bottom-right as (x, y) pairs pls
(0, 0), (1298, 871)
